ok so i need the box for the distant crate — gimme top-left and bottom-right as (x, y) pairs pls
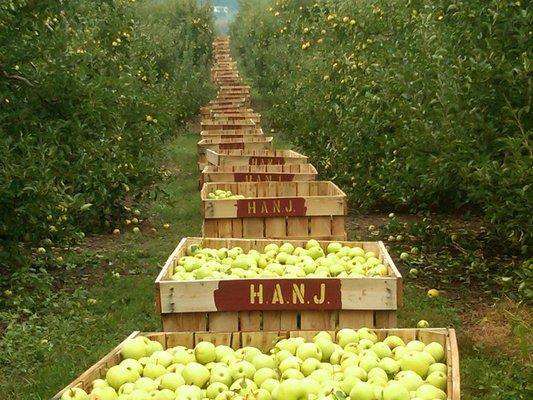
(206, 148), (308, 167)
(197, 136), (273, 170)
(201, 181), (347, 240)
(201, 118), (256, 131)
(200, 163), (318, 186)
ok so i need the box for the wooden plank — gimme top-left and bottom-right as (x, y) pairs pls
(208, 312), (239, 332)
(310, 216), (332, 237)
(280, 311), (299, 330)
(374, 310), (398, 328)
(217, 219), (233, 237)
(239, 311), (262, 331)
(243, 217), (265, 238)
(262, 311), (282, 330)
(203, 220), (218, 237)
(231, 219), (243, 238)
(264, 217), (286, 238)
(300, 311), (336, 330)
(331, 216), (347, 239)
(287, 216), (309, 237)
(161, 313), (207, 332)
(338, 310), (375, 329)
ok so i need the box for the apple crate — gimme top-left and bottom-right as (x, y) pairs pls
(211, 112), (261, 123)
(200, 128), (264, 139)
(200, 106), (255, 118)
(201, 119), (256, 132)
(52, 329), (460, 400)
(156, 237), (399, 332)
(200, 164), (318, 187)
(197, 137), (273, 171)
(200, 181), (347, 240)
(206, 148), (308, 167)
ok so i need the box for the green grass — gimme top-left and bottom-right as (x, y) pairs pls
(0, 126), (530, 399)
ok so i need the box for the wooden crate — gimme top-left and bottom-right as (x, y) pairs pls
(200, 128), (264, 138)
(156, 237), (400, 332)
(211, 112), (261, 123)
(200, 181), (347, 239)
(201, 107), (254, 118)
(197, 137), (273, 170)
(206, 148), (308, 167)
(201, 119), (257, 132)
(200, 163), (318, 186)
(53, 328), (460, 400)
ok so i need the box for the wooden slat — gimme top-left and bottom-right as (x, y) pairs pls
(239, 311), (262, 331)
(338, 310), (375, 329)
(300, 311), (336, 330)
(207, 312), (239, 332)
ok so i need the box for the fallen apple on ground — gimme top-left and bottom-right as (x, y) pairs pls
(65, 328), (448, 400)
(170, 240), (393, 281)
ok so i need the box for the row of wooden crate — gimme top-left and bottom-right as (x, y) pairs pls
(54, 36), (460, 399)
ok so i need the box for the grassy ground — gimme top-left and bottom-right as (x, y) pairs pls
(0, 124), (530, 399)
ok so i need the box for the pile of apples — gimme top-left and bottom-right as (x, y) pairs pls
(207, 190), (245, 200)
(61, 328), (448, 400)
(170, 241), (391, 281)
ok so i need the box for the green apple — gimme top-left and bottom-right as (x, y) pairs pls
(343, 365), (367, 381)
(281, 368), (304, 380)
(340, 375), (361, 394)
(134, 377), (158, 391)
(392, 346), (407, 361)
(253, 367), (279, 386)
(308, 369), (332, 384)
(230, 360), (256, 380)
(367, 367), (388, 382)
(106, 365), (139, 390)
(210, 365), (233, 386)
(379, 357), (400, 376)
(229, 378), (257, 393)
(336, 328), (359, 348)
(424, 342), (445, 363)
(145, 340), (163, 356)
(275, 252), (289, 264)
(120, 359), (143, 375)
(426, 371), (447, 391)
(295, 342), (322, 361)
(88, 387), (118, 400)
(305, 239), (320, 249)
(349, 381), (376, 400)
(357, 328), (378, 343)
(301, 377), (321, 396)
(348, 247), (365, 257)
(92, 379), (109, 389)
(300, 357), (321, 376)
(61, 388), (90, 400)
(326, 242), (343, 254)
(182, 362), (210, 387)
(278, 356), (301, 373)
(405, 340), (426, 352)
(428, 363), (447, 375)
(314, 338), (336, 362)
(396, 370), (424, 391)
(142, 363), (166, 379)
(358, 354), (379, 372)
(175, 385), (203, 400)
(382, 381), (410, 400)
(279, 242), (295, 254)
(274, 339), (299, 355)
(415, 384), (446, 400)
(307, 246), (325, 260)
(126, 389), (150, 400)
(172, 348), (195, 364)
(260, 378), (280, 394)
(121, 337), (148, 360)
(275, 378), (307, 400)
(150, 351), (173, 368)
(400, 352), (430, 378)
(263, 243), (279, 253)
(214, 391), (238, 400)
(371, 342), (392, 358)
(195, 341), (216, 364)
(273, 349), (292, 364)
(252, 353), (275, 370)
(206, 382), (229, 399)
(214, 345), (233, 362)
(157, 389), (176, 400)
(159, 372), (184, 390)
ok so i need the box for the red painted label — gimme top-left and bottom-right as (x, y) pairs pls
(236, 198), (306, 217)
(233, 172), (296, 182)
(219, 142), (245, 150)
(249, 156), (286, 165)
(214, 279), (342, 311)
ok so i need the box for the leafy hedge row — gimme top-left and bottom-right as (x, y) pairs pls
(0, 0), (214, 269)
(231, 0), (531, 253)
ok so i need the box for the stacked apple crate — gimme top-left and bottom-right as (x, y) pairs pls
(54, 36), (460, 399)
